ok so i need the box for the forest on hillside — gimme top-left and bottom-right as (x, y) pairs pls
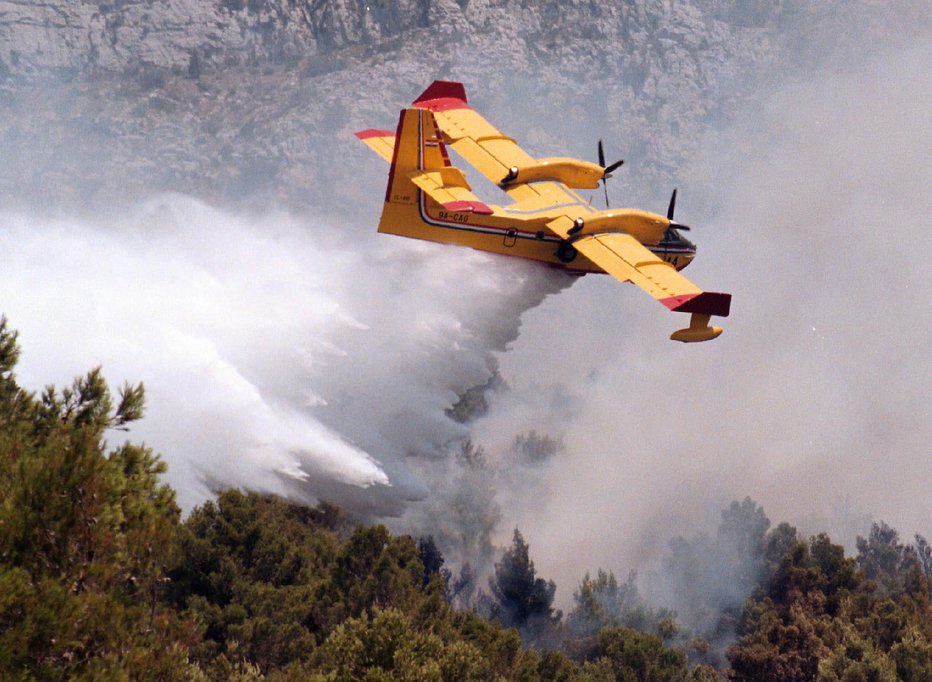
(1, 315), (930, 680)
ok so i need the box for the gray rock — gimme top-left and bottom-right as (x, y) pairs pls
(0, 1), (927, 213)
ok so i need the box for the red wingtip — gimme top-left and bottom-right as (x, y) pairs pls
(660, 292), (732, 317)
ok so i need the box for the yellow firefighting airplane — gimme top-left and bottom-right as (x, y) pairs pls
(356, 81), (731, 342)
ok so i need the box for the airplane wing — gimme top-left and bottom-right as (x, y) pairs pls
(570, 231), (731, 341)
(412, 82), (531, 182)
(412, 81), (585, 211)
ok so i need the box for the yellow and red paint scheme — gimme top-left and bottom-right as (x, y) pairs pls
(356, 81), (731, 342)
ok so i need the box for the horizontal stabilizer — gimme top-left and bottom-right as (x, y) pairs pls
(442, 200), (493, 214)
(408, 170), (494, 214)
(356, 128), (395, 139)
(355, 129), (396, 162)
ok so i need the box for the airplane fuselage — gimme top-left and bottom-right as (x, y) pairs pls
(379, 192), (696, 274)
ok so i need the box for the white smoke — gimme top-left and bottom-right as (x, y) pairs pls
(0, 194), (572, 513)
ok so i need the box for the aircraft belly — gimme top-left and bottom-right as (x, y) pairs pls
(377, 203), (601, 271)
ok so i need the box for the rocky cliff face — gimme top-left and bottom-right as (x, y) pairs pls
(0, 0), (432, 76)
(0, 1), (926, 213)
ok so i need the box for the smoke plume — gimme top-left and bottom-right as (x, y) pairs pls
(0, 195), (572, 514)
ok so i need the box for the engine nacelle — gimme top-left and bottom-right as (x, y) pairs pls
(500, 157), (604, 189)
(567, 209), (670, 245)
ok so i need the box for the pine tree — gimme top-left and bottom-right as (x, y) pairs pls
(488, 529), (561, 644)
(0, 316), (197, 679)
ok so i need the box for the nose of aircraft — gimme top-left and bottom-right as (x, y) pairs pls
(651, 227), (697, 270)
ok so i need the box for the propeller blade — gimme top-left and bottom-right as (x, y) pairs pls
(604, 159), (625, 175)
(597, 141), (624, 207)
(666, 189), (690, 230)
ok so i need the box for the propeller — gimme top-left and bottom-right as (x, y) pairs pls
(597, 140), (624, 207)
(666, 188), (690, 231)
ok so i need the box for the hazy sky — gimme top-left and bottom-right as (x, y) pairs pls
(473, 38), (932, 597)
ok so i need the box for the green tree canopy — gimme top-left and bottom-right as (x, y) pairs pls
(0, 316), (196, 680)
(488, 528), (562, 645)
(729, 527), (932, 682)
(2, 317), (928, 681)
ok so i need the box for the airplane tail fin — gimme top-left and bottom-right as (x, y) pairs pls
(358, 108), (470, 235)
(383, 108), (420, 206)
(356, 109), (431, 235)
(357, 106), (493, 242)
(379, 107), (456, 204)
(356, 107), (441, 202)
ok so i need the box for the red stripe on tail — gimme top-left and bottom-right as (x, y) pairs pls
(442, 200), (493, 215)
(413, 81), (470, 112)
(414, 81), (468, 105)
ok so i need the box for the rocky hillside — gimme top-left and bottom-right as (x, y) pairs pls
(0, 0), (437, 76)
(0, 1), (926, 213)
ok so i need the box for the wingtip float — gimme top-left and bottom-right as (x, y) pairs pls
(356, 80), (731, 343)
